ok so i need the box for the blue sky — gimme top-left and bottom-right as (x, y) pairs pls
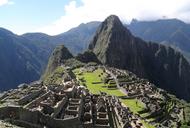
(0, 0), (82, 34)
(0, 0), (190, 35)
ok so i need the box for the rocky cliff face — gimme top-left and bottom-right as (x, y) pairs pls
(43, 45), (73, 78)
(89, 15), (190, 101)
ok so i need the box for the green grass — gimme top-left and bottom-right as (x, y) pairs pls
(73, 68), (155, 128)
(74, 68), (124, 96)
(121, 99), (145, 113)
(74, 68), (145, 110)
(121, 98), (156, 127)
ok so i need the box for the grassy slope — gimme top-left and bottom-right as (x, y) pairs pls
(43, 66), (65, 85)
(73, 68), (155, 128)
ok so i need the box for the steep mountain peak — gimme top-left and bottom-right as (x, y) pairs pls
(89, 15), (133, 63)
(89, 15), (190, 101)
(98, 15), (130, 34)
(103, 15), (122, 26)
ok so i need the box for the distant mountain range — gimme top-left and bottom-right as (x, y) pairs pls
(128, 18), (190, 62)
(0, 28), (49, 90)
(0, 22), (99, 90)
(1, 17), (190, 91)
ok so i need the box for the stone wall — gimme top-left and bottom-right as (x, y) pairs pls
(0, 106), (82, 128)
(25, 91), (51, 109)
(52, 97), (68, 118)
(18, 89), (45, 105)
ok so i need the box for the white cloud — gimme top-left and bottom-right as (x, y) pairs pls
(37, 0), (190, 35)
(0, 0), (14, 6)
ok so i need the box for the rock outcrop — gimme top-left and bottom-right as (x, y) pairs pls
(89, 15), (190, 101)
(43, 45), (73, 78)
(75, 50), (100, 64)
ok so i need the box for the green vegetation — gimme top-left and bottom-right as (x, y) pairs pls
(74, 68), (145, 111)
(73, 67), (155, 128)
(74, 68), (124, 96)
(121, 99), (145, 113)
(75, 50), (100, 64)
(65, 58), (85, 69)
(43, 66), (65, 85)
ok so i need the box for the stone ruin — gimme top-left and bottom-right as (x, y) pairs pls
(0, 75), (145, 128)
(0, 65), (184, 128)
(104, 66), (184, 127)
